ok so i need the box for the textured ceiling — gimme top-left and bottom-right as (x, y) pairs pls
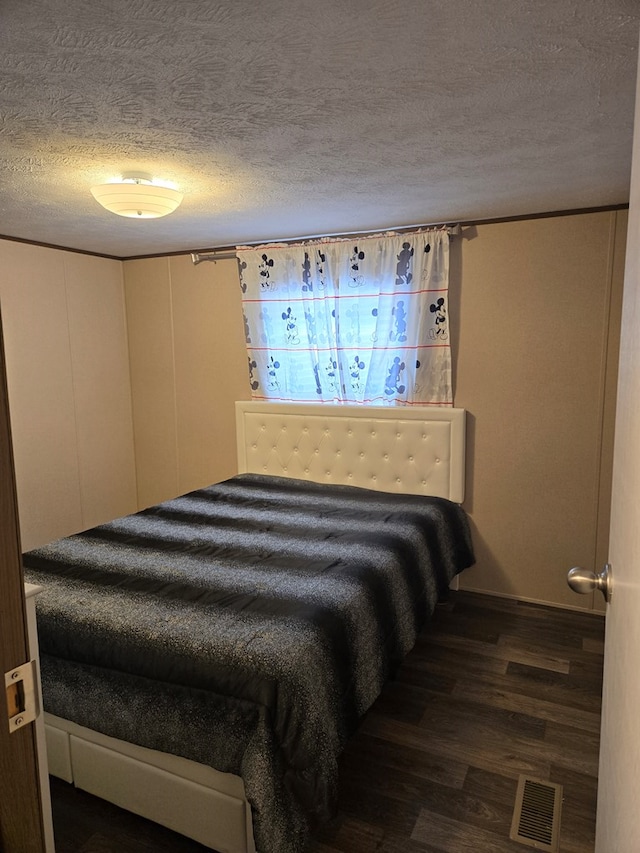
(0, 0), (638, 259)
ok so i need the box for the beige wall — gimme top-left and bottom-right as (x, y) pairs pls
(123, 210), (624, 610)
(123, 254), (249, 509)
(0, 208), (625, 609)
(454, 210), (625, 610)
(0, 240), (137, 551)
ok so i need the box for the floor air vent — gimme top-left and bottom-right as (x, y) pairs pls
(509, 775), (563, 852)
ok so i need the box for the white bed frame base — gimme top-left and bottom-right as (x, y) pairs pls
(45, 713), (255, 853)
(45, 402), (466, 852)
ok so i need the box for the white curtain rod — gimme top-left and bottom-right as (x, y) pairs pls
(190, 224), (460, 265)
(190, 251), (236, 265)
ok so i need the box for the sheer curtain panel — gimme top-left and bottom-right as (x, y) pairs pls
(237, 229), (452, 406)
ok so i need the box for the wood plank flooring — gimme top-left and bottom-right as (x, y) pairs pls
(49, 591), (605, 853)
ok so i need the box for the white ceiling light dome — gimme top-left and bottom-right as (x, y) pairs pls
(90, 172), (183, 219)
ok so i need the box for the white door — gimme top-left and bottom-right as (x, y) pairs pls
(594, 32), (640, 853)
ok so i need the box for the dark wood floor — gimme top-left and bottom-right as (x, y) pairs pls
(49, 591), (605, 853)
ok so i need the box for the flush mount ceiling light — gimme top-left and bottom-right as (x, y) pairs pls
(90, 172), (183, 219)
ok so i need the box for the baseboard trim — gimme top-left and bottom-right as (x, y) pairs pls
(457, 584), (605, 616)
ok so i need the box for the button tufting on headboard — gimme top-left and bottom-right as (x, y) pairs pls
(235, 402), (466, 502)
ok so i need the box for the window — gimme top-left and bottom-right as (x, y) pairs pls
(237, 229), (451, 406)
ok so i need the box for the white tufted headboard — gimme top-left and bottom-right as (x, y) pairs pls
(235, 402), (466, 503)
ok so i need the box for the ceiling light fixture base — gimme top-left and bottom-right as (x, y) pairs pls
(90, 173), (183, 219)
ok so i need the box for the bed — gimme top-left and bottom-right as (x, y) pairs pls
(23, 402), (473, 853)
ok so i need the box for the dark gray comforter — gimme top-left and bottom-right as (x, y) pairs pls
(23, 473), (474, 853)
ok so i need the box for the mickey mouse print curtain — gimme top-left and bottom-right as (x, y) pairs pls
(236, 229), (452, 406)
